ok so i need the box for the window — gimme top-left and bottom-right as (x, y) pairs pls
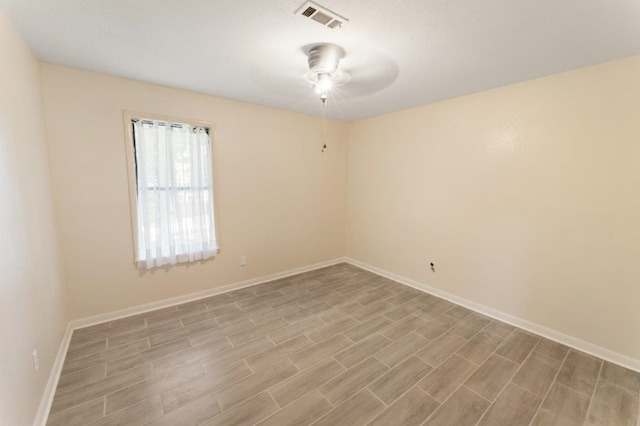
(124, 112), (218, 268)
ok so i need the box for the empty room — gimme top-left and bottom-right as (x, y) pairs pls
(1, 0), (639, 425)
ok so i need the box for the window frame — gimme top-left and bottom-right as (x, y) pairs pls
(122, 110), (222, 266)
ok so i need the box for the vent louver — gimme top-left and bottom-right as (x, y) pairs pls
(295, 1), (348, 29)
(302, 6), (316, 17)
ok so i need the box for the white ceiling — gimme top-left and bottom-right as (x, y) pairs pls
(2, 0), (640, 121)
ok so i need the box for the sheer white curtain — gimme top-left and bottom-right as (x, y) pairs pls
(133, 119), (218, 268)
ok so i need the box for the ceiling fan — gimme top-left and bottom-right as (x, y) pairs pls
(297, 42), (398, 151)
(300, 42), (400, 107)
(249, 41), (398, 111)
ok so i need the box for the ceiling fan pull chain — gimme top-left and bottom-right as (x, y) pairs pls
(322, 99), (327, 152)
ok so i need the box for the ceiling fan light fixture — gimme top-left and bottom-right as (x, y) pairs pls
(305, 44), (350, 102)
(306, 70), (349, 102)
(316, 73), (333, 91)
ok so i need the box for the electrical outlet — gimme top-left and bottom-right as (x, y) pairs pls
(32, 349), (39, 372)
(240, 255), (247, 267)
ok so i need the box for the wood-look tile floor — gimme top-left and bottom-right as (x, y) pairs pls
(47, 263), (640, 426)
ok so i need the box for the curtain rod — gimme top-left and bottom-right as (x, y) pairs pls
(131, 118), (209, 132)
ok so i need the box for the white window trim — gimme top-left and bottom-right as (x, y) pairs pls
(122, 110), (222, 266)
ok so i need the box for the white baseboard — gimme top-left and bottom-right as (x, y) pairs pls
(345, 257), (640, 373)
(70, 257), (348, 330)
(34, 256), (347, 425)
(33, 322), (73, 426)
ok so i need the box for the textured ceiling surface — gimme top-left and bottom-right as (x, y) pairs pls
(2, 0), (640, 121)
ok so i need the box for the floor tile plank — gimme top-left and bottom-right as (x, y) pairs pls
(532, 382), (590, 426)
(424, 386), (490, 426)
(199, 336), (273, 373)
(415, 332), (467, 367)
(418, 354), (476, 402)
(105, 361), (203, 414)
(449, 313), (491, 339)
(258, 390), (332, 426)
(350, 301), (393, 322)
(456, 331), (504, 365)
(204, 392), (278, 426)
(556, 350), (602, 396)
(379, 315), (427, 340)
(318, 357), (389, 406)
(534, 338), (570, 362)
(46, 397), (104, 426)
(160, 360), (252, 414)
(289, 334), (351, 370)
(246, 335), (313, 371)
(333, 333), (393, 368)
(483, 320), (515, 338)
(65, 340), (107, 362)
(512, 351), (561, 398)
(214, 359), (298, 410)
(375, 332), (431, 368)
(50, 363), (154, 416)
(600, 361), (640, 394)
(267, 316), (324, 344)
(342, 316), (390, 342)
(585, 379), (639, 426)
(368, 387), (439, 426)
(464, 353), (520, 401)
(107, 338), (192, 376)
(62, 339), (150, 375)
(271, 358), (346, 407)
(92, 395), (163, 426)
(107, 319), (183, 348)
(307, 316), (360, 343)
(148, 393), (221, 426)
(226, 318), (288, 346)
(56, 364), (106, 392)
(495, 329), (540, 364)
(368, 356), (433, 404)
(477, 383), (541, 426)
(313, 390), (384, 426)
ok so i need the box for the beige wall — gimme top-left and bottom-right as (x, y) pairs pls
(41, 64), (348, 320)
(37, 54), (640, 362)
(0, 11), (68, 425)
(347, 55), (640, 361)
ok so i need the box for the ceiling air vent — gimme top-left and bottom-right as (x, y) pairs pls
(295, 1), (348, 29)
(302, 6), (316, 17)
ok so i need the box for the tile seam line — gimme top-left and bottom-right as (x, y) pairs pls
(527, 347), (572, 426)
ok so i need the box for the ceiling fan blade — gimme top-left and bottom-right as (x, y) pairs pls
(340, 52), (399, 97)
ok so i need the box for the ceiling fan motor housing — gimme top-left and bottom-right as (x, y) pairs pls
(307, 43), (345, 74)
